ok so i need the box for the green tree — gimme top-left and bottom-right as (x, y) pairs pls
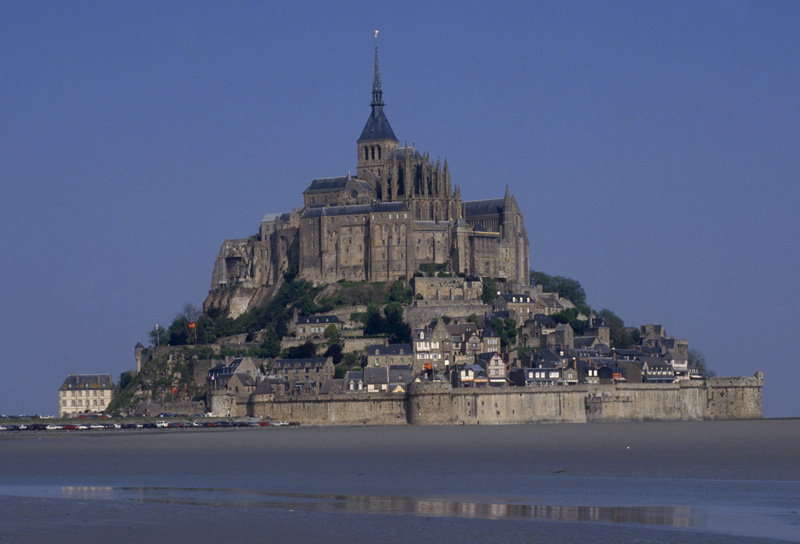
(598, 309), (634, 349)
(324, 343), (344, 365)
(283, 341), (317, 359)
(384, 302), (411, 343)
(481, 277), (497, 304)
(550, 308), (586, 336)
(148, 324), (169, 347)
(530, 270), (587, 308)
(490, 317), (518, 352)
(387, 280), (412, 304)
(688, 349), (715, 378)
(364, 302), (385, 336)
(323, 324), (340, 340)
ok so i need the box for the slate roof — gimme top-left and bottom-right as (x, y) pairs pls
(252, 379), (275, 395)
(59, 374), (113, 391)
(388, 146), (421, 160)
(389, 365), (415, 385)
(271, 358), (330, 370)
(364, 366), (389, 385)
(304, 176), (375, 194)
(528, 314), (556, 327)
(358, 107), (398, 142)
(297, 315), (342, 325)
(367, 343), (412, 356)
(303, 205), (372, 218)
(499, 293), (534, 303)
(462, 199), (505, 217)
(344, 370), (364, 383)
(573, 337), (598, 349)
(372, 202), (408, 213)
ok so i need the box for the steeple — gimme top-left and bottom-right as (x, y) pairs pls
(371, 30), (384, 108)
(358, 31), (398, 143)
(357, 31), (399, 181)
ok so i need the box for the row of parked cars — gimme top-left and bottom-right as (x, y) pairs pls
(0, 420), (300, 431)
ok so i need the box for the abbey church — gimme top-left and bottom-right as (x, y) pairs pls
(205, 42), (530, 318)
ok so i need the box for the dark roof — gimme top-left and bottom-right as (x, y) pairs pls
(463, 199), (505, 217)
(389, 365), (415, 384)
(573, 337), (598, 349)
(367, 343), (412, 356)
(272, 358), (330, 369)
(358, 107), (398, 142)
(297, 315), (342, 325)
(499, 293), (534, 303)
(304, 176), (376, 194)
(303, 205), (372, 218)
(372, 202), (408, 213)
(345, 370), (364, 382)
(59, 374), (113, 391)
(364, 366), (389, 384)
(527, 314), (556, 327)
(305, 176), (349, 192)
(388, 146), (421, 160)
(252, 379), (275, 395)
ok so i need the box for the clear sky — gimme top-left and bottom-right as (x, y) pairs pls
(2, 1), (798, 417)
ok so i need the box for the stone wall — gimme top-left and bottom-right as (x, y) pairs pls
(405, 303), (489, 326)
(247, 372), (763, 426)
(249, 394), (408, 425)
(706, 372), (763, 420)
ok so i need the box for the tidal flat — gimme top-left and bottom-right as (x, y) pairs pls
(1, 419), (798, 543)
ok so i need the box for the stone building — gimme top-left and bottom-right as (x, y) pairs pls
(58, 374), (114, 418)
(204, 40), (529, 318)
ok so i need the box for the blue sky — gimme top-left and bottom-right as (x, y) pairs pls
(2, 1), (798, 417)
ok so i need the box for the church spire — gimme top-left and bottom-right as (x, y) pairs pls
(371, 30), (384, 108)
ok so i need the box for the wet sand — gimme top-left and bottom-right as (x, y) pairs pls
(1, 420), (798, 543)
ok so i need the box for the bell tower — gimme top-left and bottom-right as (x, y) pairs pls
(357, 31), (399, 183)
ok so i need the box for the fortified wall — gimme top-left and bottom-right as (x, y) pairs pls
(245, 372), (763, 425)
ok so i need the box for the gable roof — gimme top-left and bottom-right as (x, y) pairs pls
(297, 315), (342, 325)
(59, 374), (113, 391)
(367, 343), (412, 356)
(463, 199), (505, 217)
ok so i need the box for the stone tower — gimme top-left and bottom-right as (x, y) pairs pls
(356, 32), (399, 182)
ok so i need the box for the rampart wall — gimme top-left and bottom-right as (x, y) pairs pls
(242, 372), (763, 426)
(249, 394), (408, 425)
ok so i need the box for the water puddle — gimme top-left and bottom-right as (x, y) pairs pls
(0, 485), (796, 541)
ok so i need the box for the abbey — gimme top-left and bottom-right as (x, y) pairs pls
(204, 42), (530, 318)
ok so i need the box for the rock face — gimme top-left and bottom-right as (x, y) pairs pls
(204, 48), (529, 318)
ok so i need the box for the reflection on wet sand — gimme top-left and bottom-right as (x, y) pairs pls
(58, 485), (701, 528)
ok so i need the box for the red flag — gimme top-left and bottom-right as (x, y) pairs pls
(188, 322), (196, 329)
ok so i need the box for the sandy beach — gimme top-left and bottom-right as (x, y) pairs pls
(1, 420), (798, 543)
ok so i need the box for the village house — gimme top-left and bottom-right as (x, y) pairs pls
(270, 357), (334, 395)
(365, 343), (413, 367)
(344, 370), (364, 392)
(412, 319), (451, 373)
(452, 362), (488, 388)
(477, 352), (507, 387)
(481, 325), (501, 354)
(296, 315), (343, 340)
(493, 292), (537, 323)
(58, 374), (114, 418)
